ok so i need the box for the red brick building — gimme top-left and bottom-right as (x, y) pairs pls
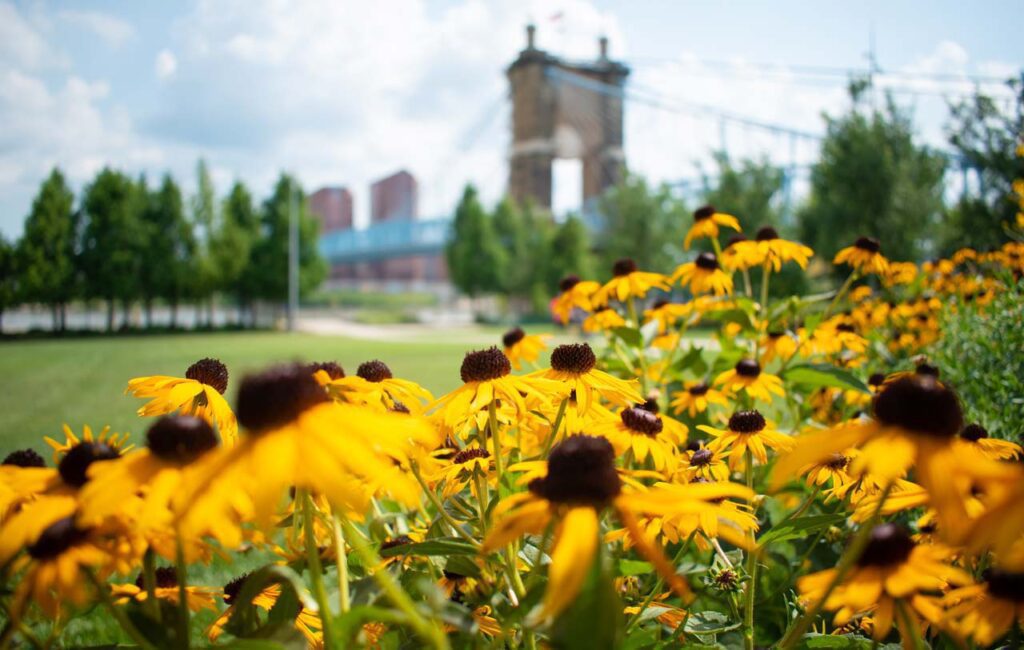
(370, 170), (418, 223)
(309, 186), (354, 233)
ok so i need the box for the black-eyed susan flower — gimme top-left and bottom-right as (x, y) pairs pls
(799, 450), (856, 491)
(552, 275), (601, 324)
(529, 343), (642, 416)
(713, 359), (785, 403)
(208, 574), (323, 647)
(670, 381), (729, 418)
(833, 237), (890, 275)
(501, 327), (551, 370)
(732, 226), (813, 272)
(583, 306), (626, 333)
(700, 410), (794, 471)
(592, 258), (670, 305)
(591, 406), (682, 472)
(679, 444), (730, 482)
(720, 233), (756, 271)
(761, 330), (799, 363)
(943, 566), (1024, 646)
(956, 422), (1022, 461)
(796, 524), (970, 644)
(683, 205), (741, 250)
(644, 300), (695, 333)
(327, 359), (434, 413)
(671, 252), (733, 296)
(309, 360), (346, 385)
(430, 446), (493, 499)
(110, 566), (219, 612)
(126, 358), (237, 444)
(432, 347), (565, 437)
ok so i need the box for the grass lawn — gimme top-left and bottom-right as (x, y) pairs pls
(0, 331), (481, 454)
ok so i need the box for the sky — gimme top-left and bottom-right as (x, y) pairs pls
(1, 0), (1021, 237)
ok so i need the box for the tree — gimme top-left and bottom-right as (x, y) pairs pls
(191, 159), (219, 325)
(17, 168), (77, 331)
(491, 197), (558, 312)
(941, 78), (1024, 253)
(595, 174), (688, 276)
(139, 175), (195, 327)
(247, 174), (326, 311)
(80, 168), (146, 330)
(798, 88), (947, 265)
(445, 185), (506, 298)
(0, 235), (17, 333)
(214, 181), (260, 320)
(546, 215), (594, 293)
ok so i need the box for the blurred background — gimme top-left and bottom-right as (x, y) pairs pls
(0, 1), (1020, 441)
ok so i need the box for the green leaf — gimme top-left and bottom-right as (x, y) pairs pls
(782, 364), (870, 394)
(550, 544), (623, 650)
(225, 565), (317, 639)
(758, 514), (845, 547)
(618, 559), (653, 576)
(612, 326), (643, 348)
(674, 346), (707, 376)
(684, 610), (737, 633)
(801, 633), (877, 648)
(640, 319), (661, 346)
(378, 537), (478, 558)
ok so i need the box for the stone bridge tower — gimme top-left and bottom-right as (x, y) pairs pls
(507, 25), (630, 210)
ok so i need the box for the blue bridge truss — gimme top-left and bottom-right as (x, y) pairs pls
(319, 218), (453, 264)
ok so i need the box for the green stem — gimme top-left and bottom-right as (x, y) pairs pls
(742, 268), (753, 298)
(473, 470), (490, 535)
(824, 271), (859, 319)
(174, 531), (190, 649)
(411, 463), (479, 546)
(543, 397), (569, 455)
(142, 548), (161, 623)
(628, 297), (650, 393)
(332, 514), (351, 613)
(341, 519), (450, 650)
(302, 491), (337, 649)
(85, 569), (157, 650)
(742, 448), (757, 650)
(895, 599), (925, 650)
(488, 400), (504, 490)
(778, 483), (894, 649)
(622, 532), (696, 635)
(770, 485), (822, 534)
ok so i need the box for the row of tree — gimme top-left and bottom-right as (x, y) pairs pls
(446, 80), (1023, 309)
(0, 161), (325, 332)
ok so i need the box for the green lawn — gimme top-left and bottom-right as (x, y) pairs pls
(0, 331), (479, 454)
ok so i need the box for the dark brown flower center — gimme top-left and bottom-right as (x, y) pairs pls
(725, 233), (747, 248)
(695, 252), (720, 271)
(985, 569), (1024, 602)
(960, 423), (988, 442)
(868, 372), (886, 387)
(236, 365), (328, 432)
(691, 448), (713, 466)
(309, 361), (345, 380)
(502, 327), (526, 348)
(620, 407), (663, 436)
(915, 363), (940, 378)
(652, 299), (670, 310)
(460, 347), (511, 383)
(380, 535), (414, 551)
(836, 323), (856, 333)
(223, 573), (251, 604)
(135, 566), (178, 589)
(58, 441), (121, 487)
(27, 516), (89, 560)
(612, 258), (637, 277)
(688, 383), (710, 396)
(185, 358), (229, 394)
(693, 205), (715, 222)
(755, 226), (779, 241)
(728, 410), (766, 434)
(735, 359), (761, 378)
(639, 398), (660, 414)
(550, 343), (597, 374)
(357, 360), (393, 383)
(3, 448), (45, 468)
(453, 448), (490, 465)
(528, 435), (621, 507)
(857, 523), (915, 567)
(146, 416), (219, 464)
(873, 376), (962, 438)
(854, 237), (881, 253)
(559, 275), (581, 292)
(825, 453), (849, 470)
(390, 401), (410, 414)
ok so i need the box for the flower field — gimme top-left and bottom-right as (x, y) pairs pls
(2, 202), (1024, 649)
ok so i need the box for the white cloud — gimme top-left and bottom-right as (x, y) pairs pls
(0, 1), (63, 70)
(155, 49), (177, 79)
(58, 9), (135, 48)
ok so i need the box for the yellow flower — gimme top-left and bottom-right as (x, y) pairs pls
(731, 226), (813, 271)
(592, 258), (670, 305)
(833, 237), (890, 275)
(429, 446), (494, 499)
(590, 405), (684, 472)
(683, 205), (741, 250)
(644, 300), (696, 333)
(761, 330), (798, 363)
(943, 567), (1024, 646)
(713, 359), (785, 403)
(529, 343), (642, 417)
(583, 306), (626, 333)
(44, 423), (132, 463)
(796, 524), (970, 644)
(326, 360), (434, 413)
(552, 275), (601, 324)
(883, 261), (918, 286)
(110, 566), (219, 612)
(700, 409), (794, 470)
(209, 575), (323, 647)
(501, 327), (551, 370)
(670, 381), (729, 418)
(126, 358), (237, 444)
(720, 233), (759, 271)
(432, 347), (566, 437)
(956, 422), (1022, 461)
(678, 443), (730, 482)
(671, 252), (733, 296)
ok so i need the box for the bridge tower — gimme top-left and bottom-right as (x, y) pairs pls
(507, 25), (630, 210)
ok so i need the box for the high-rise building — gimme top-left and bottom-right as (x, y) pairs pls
(309, 186), (354, 232)
(370, 170), (418, 223)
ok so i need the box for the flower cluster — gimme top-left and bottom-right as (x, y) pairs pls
(1, 204), (1023, 649)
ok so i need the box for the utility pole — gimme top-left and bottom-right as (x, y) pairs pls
(287, 176), (299, 332)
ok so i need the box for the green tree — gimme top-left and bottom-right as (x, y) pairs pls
(445, 185), (505, 298)
(80, 168), (146, 330)
(799, 88), (947, 266)
(492, 197), (558, 312)
(941, 78), (1024, 253)
(214, 181), (261, 321)
(248, 175), (326, 310)
(546, 215), (595, 292)
(0, 235), (17, 333)
(139, 174), (195, 327)
(595, 173), (688, 276)
(17, 168), (77, 331)
(191, 159), (219, 325)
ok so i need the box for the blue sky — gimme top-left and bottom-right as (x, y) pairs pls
(1, 0), (1020, 236)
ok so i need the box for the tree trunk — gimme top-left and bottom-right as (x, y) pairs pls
(106, 300), (115, 332)
(59, 303), (66, 332)
(170, 298), (178, 329)
(144, 299), (153, 329)
(207, 298), (215, 329)
(122, 301), (131, 330)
